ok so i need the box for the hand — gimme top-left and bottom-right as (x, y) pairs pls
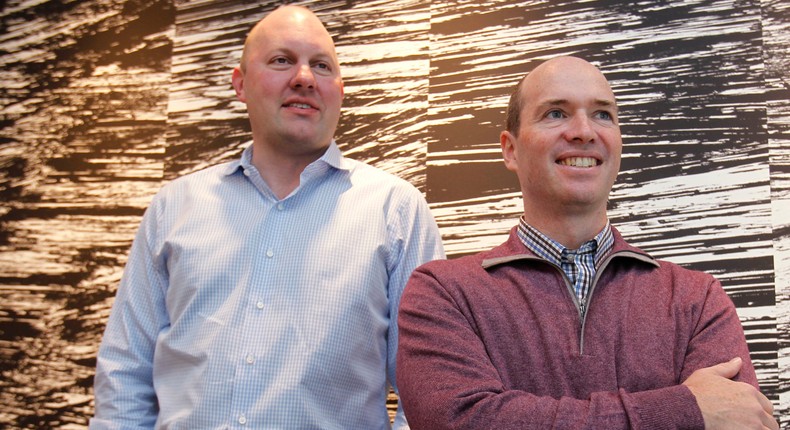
(682, 357), (777, 430)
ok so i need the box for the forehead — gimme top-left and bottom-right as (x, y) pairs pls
(251, 11), (337, 58)
(522, 61), (616, 109)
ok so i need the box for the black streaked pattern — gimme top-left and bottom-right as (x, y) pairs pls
(0, 0), (787, 428)
(426, 1), (787, 424)
(0, 1), (173, 427)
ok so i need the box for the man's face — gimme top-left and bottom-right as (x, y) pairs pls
(501, 58), (622, 217)
(232, 8), (344, 158)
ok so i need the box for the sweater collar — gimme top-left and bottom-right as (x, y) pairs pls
(482, 224), (658, 270)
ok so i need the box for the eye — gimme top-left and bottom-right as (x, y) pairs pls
(545, 109), (565, 119)
(270, 56), (291, 66)
(312, 61), (333, 75)
(595, 110), (615, 122)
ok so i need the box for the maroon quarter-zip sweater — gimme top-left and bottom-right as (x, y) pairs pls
(397, 226), (757, 430)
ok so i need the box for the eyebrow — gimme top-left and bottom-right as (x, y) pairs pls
(540, 98), (619, 112)
(268, 47), (336, 63)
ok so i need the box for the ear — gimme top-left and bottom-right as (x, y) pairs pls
(500, 130), (519, 173)
(232, 67), (246, 102)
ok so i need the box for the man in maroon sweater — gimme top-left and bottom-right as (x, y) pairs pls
(396, 56), (777, 429)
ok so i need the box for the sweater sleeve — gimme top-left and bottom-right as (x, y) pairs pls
(396, 265), (707, 430)
(678, 277), (757, 386)
(624, 274), (758, 428)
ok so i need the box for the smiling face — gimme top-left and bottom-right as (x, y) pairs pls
(232, 6), (344, 162)
(501, 57), (622, 224)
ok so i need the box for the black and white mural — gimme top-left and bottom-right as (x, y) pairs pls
(1, 0), (788, 428)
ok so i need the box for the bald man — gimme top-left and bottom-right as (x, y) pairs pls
(91, 6), (443, 429)
(396, 57), (776, 430)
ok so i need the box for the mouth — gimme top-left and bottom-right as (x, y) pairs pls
(283, 97), (319, 112)
(284, 102), (315, 110)
(556, 156), (600, 168)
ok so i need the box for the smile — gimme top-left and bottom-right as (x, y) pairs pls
(557, 157), (598, 168)
(285, 103), (314, 109)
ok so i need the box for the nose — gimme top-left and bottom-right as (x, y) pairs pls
(291, 64), (315, 90)
(563, 114), (595, 144)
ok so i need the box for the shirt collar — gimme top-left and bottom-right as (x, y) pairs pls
(320, 140), (350, 171)
(223, 140), (351, 177)
(516, 217), (614, 268)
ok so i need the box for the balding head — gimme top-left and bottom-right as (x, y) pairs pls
(505, 57), (616, 135)
(499, 56), (621, 246)
(240, 5), (338, 73)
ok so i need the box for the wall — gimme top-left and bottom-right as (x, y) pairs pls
(0, 0), (788, 428)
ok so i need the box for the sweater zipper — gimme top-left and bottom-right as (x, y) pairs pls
(573, 253), (617, 355)
(486, 250), (658, 355)
(554, 268), (587, 352)
(575, 250), (657, 354)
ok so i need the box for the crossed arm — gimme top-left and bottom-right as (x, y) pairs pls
(396, 267), (777, 430)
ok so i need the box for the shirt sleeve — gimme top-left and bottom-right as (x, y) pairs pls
(90, 196), (169, 429)
(386, 187), (445, 430)
(396, 265), (750, 430)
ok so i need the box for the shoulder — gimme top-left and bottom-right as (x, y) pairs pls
(651, 258), (718, 294)
(416, 252), (483, 277)
(403, 253), (485, 310)
(343, 158), (423, 195)
(147, 161), (238, 217)
(610, 228), (717, 289)
(164, 161), (235, 188)
(340, 159), (431, 224)
(157, 161), (236, 196)
(609, 232), (722, 313)
(402, 239), (526, 319)
(411, 238), (514, 289)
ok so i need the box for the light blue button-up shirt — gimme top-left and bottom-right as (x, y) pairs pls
(91, 142), (445, 429)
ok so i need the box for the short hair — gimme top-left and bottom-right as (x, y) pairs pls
(505, 75), (527, 135)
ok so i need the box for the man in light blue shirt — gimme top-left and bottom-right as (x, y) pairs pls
(90, 5), (444, 429)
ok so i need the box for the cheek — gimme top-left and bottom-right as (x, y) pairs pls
(326, 88), (344, 108)
(247, 69), (285, 93)
(254, 80), (278, 98)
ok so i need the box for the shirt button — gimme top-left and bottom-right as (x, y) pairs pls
(276, 203), (284, 211)
(266, 249), (274, 258)
(238, 415), (247, 425)
(256, 301), (264, 309)
(246, 355), (255, 364)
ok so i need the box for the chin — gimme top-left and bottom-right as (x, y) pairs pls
(290, 138), (330, 155)
(565, 192), (609, 210)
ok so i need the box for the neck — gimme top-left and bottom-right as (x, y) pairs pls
(251, 143), (325, 200)
(522, 204), (608, 249)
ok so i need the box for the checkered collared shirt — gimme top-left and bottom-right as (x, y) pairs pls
(516, 217), (614, 313)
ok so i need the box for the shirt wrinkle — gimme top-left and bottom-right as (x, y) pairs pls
(91, 140), (444, 430)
